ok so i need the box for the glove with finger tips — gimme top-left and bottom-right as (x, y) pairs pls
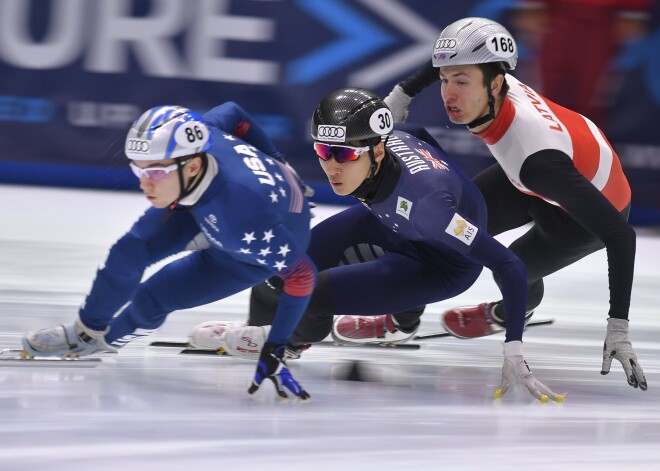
(383, 85), (413, 123)
(248, 342), (310, 400)
(496, 341), (563, 403)
(601, 318), (647, 391)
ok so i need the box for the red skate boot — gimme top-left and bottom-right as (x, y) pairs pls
(332, 314), (418, 345)
(442, 303), (534, 338)
(441, 303), (504, 338)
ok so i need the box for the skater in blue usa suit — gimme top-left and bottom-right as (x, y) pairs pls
(22, 103), (316, 400)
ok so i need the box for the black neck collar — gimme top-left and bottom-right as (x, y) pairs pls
(350, 150), (400, 204)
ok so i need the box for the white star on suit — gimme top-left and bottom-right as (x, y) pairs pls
(262, 230), (275, 243)
(273, 260), (287, 271)
(269, 191), (279, 203)
(277, 244), (291, 257)
(242, 232), (256, 244)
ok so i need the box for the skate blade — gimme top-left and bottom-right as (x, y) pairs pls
(414, 318), (555, 340)
(320, 340), (420, 350)
(0, 349), (101, 367)
(179, 348), (230, 356)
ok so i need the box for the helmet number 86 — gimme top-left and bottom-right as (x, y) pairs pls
(175, 122), (208, 149)
(185, 125), (205, 142)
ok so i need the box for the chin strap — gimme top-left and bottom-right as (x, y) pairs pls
(164, 153), (208, 220)
(350, 141), (379, 201)
(350, 138), (394, 203)
(365, 135), (389, 182)
(365, 146), (378, 183)
(467, 83), (496, 129)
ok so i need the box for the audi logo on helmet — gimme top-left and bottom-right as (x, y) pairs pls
(126, 139), (150, 153)
(317, 125), (346, 142)
(434, 38), (457, 53)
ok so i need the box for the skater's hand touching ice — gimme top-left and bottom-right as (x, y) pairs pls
(494, 341), (564, 403)
(248, 342), (310, 400)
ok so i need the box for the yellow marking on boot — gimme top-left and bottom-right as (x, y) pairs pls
(20, 350), (34, 360)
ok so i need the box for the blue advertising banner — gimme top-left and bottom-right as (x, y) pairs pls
(1, 0), (659, 222)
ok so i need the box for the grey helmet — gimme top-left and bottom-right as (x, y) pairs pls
(432, 17), (517, 71)
(125, 105), (212, 160)
(311, 88), (393, 144)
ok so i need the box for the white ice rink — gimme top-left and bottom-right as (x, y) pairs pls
(1, 184), (659, 471)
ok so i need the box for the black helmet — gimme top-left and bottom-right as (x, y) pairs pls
(311, 88), (394, 144)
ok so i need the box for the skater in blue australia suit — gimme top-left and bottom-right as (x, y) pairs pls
(205, 88), (561, 402)
(22, 103), (316, 400)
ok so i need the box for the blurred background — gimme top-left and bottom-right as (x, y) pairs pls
(1, 0), (659, 224)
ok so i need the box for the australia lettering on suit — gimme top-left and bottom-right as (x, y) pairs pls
(387, 135), (430, 174)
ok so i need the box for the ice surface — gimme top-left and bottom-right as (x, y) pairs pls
(1, 184), (659, 471)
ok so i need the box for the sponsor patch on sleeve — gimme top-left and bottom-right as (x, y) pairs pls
(395, 196), (412, 220)
(445, 213), (478, 246)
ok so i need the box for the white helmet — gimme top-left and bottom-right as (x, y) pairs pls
(125, 106), (212, 161)
(432, 17), (517, 71)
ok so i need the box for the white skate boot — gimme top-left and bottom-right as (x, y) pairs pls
(187, 320), (248, 351)
(189, 320), (267, 359)
(22, 319), (117, 358)
(188, 320), (307, 360)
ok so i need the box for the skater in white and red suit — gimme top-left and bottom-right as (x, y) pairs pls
(382, 17), (646, 391)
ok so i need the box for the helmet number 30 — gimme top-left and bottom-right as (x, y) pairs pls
(369, 108), (394, 135)
(174, 122), (209, 149)
(486, 34), (516, 58)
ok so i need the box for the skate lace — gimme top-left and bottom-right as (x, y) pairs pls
(383, 315), (397, 334)
(482, 303), (497, 326)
